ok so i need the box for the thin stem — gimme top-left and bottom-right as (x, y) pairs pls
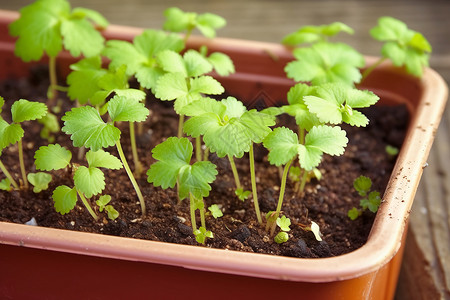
(298, 126), (305, 144)
(178, 114), (185, 138)
(195, 137), (202, 162)
(116, 140), (146, 216)
(298, 169), (308, 195)
(129, 121), (143, 178)
(227, 155), (241, 190)
(48, 56), (58, 105)
(270, 158), (294, 236)
(189, 193), (197, 232)
(76, 189), (99, 221)
(361, 57), (388, 82)
(137, 85), (146, 136)
(18, 139), (28, 189)
(203, 147), (210, 161)
(0, 159), (19, 190)
(200, 203), (206, 229)
(249, 144), (262, 224)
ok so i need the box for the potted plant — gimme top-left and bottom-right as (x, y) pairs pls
(0, 2), (448, 299)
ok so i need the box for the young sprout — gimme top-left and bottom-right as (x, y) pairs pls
(282, 22), (354, 46)
(154, 49), (224, 137)
(9, 0), (109, 104)
(34, 144), (123, 221)
(367, 16), (432, 79)
(348, 176), (381, 220)
(103, 29), (185, 93)
(263, 126), (348, 236)
(61, 94), (149, 215)
(183, 97), (275, 224)
(163, 7), (226, 42)
(27, 172), (52, 193)
(274, 215), (291, 244)
(96, 195), (119, 220)
(0, 97), (48, 189)
(147, 137), (217, 243)
(208, 204), (223, 219)
(199, 45), (236, 77)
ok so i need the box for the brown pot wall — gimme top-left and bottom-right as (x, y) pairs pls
(0, 9), (447, 300)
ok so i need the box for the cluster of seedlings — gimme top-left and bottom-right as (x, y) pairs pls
(1, 0), (431, 245)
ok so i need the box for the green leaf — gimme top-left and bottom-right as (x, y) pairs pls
(181, 97), (226, 117)
(34, 144), (72, 171)
(27, 172), (52, 193)
(52, 185), (78, 215)
(73, 166), (105, 198)
(207, 52), (235, 76)
(274, 231), (289, 244)
(155, 72), (188, 101)
(235, 188), (251, 201)
(85, 149), (122, 170)
(108, 95), (149, 123)
(60, 17), (105, 58)
(208, 204), (223, 218)
(105, 205), (119, 220)
(0, 96), (4, 114)
(184, 50), (213, 77)
(194, 226), (214, 244)
(263, 127), (299, 166)
(0, 178), (12, 191)
(62, 106), (120, 151)
(367, 191), (381, 213)
(196, 13), (226, 38)
(178, 161), (217, 200)
(0, 120), (23, 150)
(348, 207), (361, 220)
(276, 216), (291, 232)
(189, 76), (224, 95)
(282, 22), (354, 46)
(96, 194), (112, 210)
(285, 42), (364, 86)
(353, 175), (372, 196)
(11, 99), (47, 123)
(72, 7), (109, 28)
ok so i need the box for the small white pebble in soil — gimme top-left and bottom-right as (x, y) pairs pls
(25, 217), (37, 226)
(262, 236), (270, 243)
(256, 176), (260, 183)
(70, 221), (75, 226)
(176, 216), (186, 223)
(131, 218), (142, 223)
(234, 209), (246, 218)
(273, 185), (280, 191)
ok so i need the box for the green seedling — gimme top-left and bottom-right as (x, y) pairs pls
(27, 172), (52, 193)
(183, 96), (275, 224)
(263, 125), (348, 236)
(367, 16), (431, 78)
(34, 144), (123, 220)
(194, 226), (214, 244)
(274, 215), (291, 244)
(147, 137), (217, 243)
(9, 0), (108, 103)
(282, 22), (354, 46)
(208, 204), (223, 219)
(163, 7), (226, 42)
(96, 194), (119, 220)
(38, 112), (60, 143)
(0, 97), (48, 189)
(385, 145), (399, 156)
(61, 94), (149, 215)
(199, 45), (235, 77)
(348, 176), (381, 220)
(154, 49), (225, 137)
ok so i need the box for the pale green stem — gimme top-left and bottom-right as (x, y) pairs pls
(189, 193), (197, 232)
(249, 144), (262, 224)
(76, 189), (99, 221)
(116, 140), (146, 216)
(0, 159), (19, 190)
(269, 158), (294, 236)
(298, 127), (305, 144)
(196, 137), (202, 162)
(137, 85), (146, 136)
(200, 202), (206, 229)
(203, 147), (210, 161)
(48, 56), (58, 105)
(298, 169), (309, 195)
(361, 57), (388, 82)
(129, 121), (143, 177)
(18, 139), (28, 189)
(227, 155), (241, 190)
(178, 114), (185, 138)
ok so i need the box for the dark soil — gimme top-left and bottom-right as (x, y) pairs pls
(0, 65), (409, 258)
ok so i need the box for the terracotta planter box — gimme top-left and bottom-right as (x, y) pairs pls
(0, 10), (448, 300)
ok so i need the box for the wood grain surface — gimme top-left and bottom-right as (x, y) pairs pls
(1, 1), (449, 299)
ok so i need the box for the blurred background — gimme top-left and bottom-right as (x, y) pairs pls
(1, 1), (449, 299)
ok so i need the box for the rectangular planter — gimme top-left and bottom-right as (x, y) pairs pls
(0, 9), (448, 300)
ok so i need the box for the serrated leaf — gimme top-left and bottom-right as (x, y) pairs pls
(353, 175), (371, 195)
(96, 194), (112, 209)
(85, 149), (122, 170)
(178, 161), (217, 200)
(263, 127), (299, 166)
(61, 17), (105, 58)
(74, 166), (105, 198)
(0, 120), (23, 150)
(52, 185), (78, 215)
(208, 204), (223, 219)
(276, 216), (291, 232)
(155, 72), (188, 101)
(27, 172), (52, 193)
(305, 125), (348, 156)
(184, 50), (213, 77)
(11, 99), (47, 123)
(163, 7), (193, 33)
(62, 106), (120, 151)
(157, 50), (187, 76)
(348, 207), (361, 220)
(207, 52), (235, 76)
(282, 22), (354, 46)
(72, 7), (109, 28)
(34, 144), (72, 171)
(181, 97), (226, 117)
(0, 178), (12, 191)
(189, 76), (224, 95)
(108, 95), (149, 123)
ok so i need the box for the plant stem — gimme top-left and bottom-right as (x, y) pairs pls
(200, 203), (206, 229)
(48, 56), (58, 106)
(0, 159), (19, 190)
(178, 114), (185, 138)
(195, 137), (202, 162)
(189, 193), (197, 232)
(18, 139), (28, 189)
(361, 57), (388, 82)
(129, 121), (143, 177)
(227, 155), (241, 190)
(116, 140), (146, 216)
(249, 144), (262, 224)
(298, 169), (308, 195)
(76, 189), (99, 221)
(269, 158), (294, 236)
(203, 147), (210, 161)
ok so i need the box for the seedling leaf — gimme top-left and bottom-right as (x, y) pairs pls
(282, 22), (354, 46)
(274, 232), (289, 244)
(11, 99), (47, 123)
(73, 166), (105, 198)
(263, 127), (300, 166)
(0, 178), (12, 191)
(52, 185), (78, 215)
(208, 204), (223, 218)
(108, 95), (150, 123)
(277, 216), (291, 232)
(86, 149), (122, 170)
(34, 144), (72, 171)
(193, 226), (214, 244)
(353, 175), (372, 196)
(27, 172), (52, 193)
(0, 120), (23, 150)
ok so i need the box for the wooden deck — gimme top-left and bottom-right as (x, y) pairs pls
(1, 0), (449, 298)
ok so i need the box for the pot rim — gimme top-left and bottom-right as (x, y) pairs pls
(0, 9), (447, 283)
